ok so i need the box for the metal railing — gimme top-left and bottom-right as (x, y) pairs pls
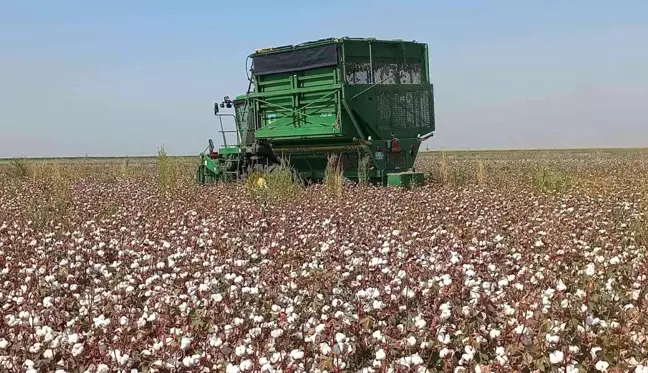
(215, 113), (240, 147)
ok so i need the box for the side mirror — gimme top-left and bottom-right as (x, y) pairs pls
(214, 103), (219, 115)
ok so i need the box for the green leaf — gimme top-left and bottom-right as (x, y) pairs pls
(540, 319), (553, 332)
(191, 316), (204, 327)
(505, 344), (520, 356)
(568, 318), (581, 330)
(534, 357), (548, 372)
(360, 316), (373, 330)
(523, 352), (534, 365)
(319, 357), (333, 370)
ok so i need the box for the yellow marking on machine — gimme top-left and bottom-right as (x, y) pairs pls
(256, 177), (267, 188)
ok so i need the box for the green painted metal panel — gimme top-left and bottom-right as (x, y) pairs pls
(247, 37), (434, 144)
(387, 172), (425, 187)
(341, 38), (434, 140)
(252, 66), (342, 140)
(218, 146), (242, 155)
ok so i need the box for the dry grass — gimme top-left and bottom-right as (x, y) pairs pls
(324, 153), (344, 199)
(1, 148), (648, 372)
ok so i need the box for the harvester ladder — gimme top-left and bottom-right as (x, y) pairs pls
(216, 114), (241, 147)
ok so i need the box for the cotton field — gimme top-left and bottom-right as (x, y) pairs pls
(1, 150), (647, 373)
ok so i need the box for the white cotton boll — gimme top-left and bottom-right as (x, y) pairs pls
(319, 342), (331, 355)
(29, 343), (42, 354)
(235, 345), (246, 357)
(209, 335), (223, 347)
(407, 336), (417, 346)
(566, 365), (580, 373)
(67, 333), (80, 344)
(438, 332), (450, 345)
(461, 346), (475, 363)
(180, 337), (192, 350)
(239, 360), (253, 371)
(634, 365), (648, 373)
(595, 361), (609, 371)
(96, 364), (110, 373)
(410, 353), (424, 365)
(402, 287), (415, 298)
(546, 334), (560, 344)
(290, 349), (304, 360)
(43, 296), (53, 308)
(586, 316), (600, 326)
(71, 343), (84, 357)
(117, 353), (130, 366)
(489, 329), (501, 339)
(515, 324), (527, 334)
(226, 364), (241, 373)
(182, 356), (197, 368)
(335, 333), (347, 343)
(93, 315), (110, 328)
(439, 348), (452, 358)
(549, 350), (564, 364)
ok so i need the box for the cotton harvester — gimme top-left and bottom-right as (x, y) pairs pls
(196, 37), (435, 187)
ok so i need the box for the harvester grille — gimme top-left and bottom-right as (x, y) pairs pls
(375, 86), (434, 131)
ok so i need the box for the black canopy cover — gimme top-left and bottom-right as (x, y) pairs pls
(252, 44), (338, 76)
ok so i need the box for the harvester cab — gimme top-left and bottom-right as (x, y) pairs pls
(196, 36), (436, 187)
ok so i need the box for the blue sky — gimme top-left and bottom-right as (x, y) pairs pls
(1, 0), (647, 157)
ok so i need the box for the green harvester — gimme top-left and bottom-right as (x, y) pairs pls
(196, 37), (435, 187)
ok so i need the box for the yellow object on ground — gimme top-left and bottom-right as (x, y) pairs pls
(256, 177), (267, 188)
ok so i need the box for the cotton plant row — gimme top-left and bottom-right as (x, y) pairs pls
(0, 159), (647, 372)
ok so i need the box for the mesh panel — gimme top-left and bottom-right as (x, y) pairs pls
(346, 62), (423, 85)
(375, 87), (434, 130)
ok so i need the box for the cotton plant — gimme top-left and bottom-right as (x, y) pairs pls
(2, 156), (648, 371)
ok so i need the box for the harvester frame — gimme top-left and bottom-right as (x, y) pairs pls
(196, 36), (435, 187)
